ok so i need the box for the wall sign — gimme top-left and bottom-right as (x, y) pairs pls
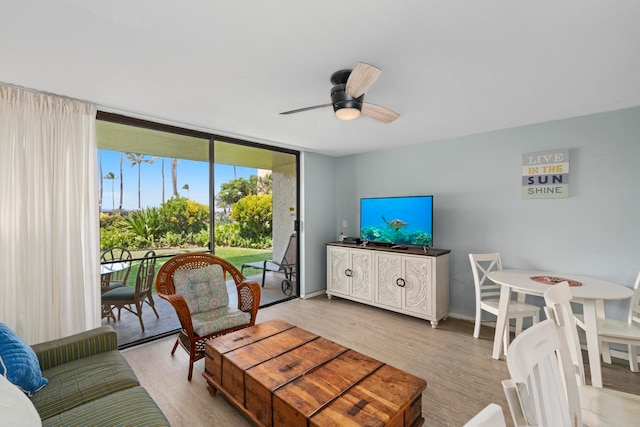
(522, 149), (569, 199)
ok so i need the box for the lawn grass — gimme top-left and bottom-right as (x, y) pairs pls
(122, 246), (273, 288)
(214, 246), (273, 274)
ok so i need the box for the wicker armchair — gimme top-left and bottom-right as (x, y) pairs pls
(155, 253), (261, 380)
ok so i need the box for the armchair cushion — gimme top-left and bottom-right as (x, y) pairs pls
(173, 264), (229, 314)
(191, 306), (251, 337)
(0, 323), (48, 397)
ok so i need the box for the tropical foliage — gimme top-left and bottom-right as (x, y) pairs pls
(100, 173), (274, 250)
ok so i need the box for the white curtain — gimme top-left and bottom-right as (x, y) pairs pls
(0, 84), (100, 344)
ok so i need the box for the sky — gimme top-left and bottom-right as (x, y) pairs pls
(99, 150), (257, 211)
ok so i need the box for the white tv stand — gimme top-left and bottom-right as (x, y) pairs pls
(326, 242), (450, 327)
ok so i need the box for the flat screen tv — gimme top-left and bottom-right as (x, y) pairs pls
(360, 195), (433, 247)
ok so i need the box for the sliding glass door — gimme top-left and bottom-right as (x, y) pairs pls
(213, 140), (299, 305)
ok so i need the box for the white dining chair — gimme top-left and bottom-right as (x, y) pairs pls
(469, 253), (540, 352)
(574, 270), (640, 372)
(501, 317), (582, 427)
(544, 282), (640, 426)
(463, 403), (507, 427)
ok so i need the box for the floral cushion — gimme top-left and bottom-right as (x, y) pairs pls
(173, 265), (229, 315)
(191, 306), (251, 337)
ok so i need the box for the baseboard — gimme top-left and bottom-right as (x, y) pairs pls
(301, 289), (327, 299)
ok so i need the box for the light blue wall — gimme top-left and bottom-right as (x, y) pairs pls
(329, 106), (640, 319)
(300, 151), (338, 295)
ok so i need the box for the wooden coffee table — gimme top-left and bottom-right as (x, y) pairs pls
(203, 319), (427, 427)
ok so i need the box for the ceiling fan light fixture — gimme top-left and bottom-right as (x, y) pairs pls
(335, 107), (361, 121)
(331, 83), (363, 121)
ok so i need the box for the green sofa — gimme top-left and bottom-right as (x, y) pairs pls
(29, 325), (169, 427)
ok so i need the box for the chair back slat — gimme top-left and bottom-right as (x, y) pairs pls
(543, 282), (586, 387)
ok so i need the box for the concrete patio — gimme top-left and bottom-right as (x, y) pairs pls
(102, 272), (296, 348)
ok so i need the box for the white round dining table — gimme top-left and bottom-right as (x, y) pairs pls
(487, 269), (633, 388)
(100, 261), (129, 275)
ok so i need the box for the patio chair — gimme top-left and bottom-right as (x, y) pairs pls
(155, 253), (261, 380)
(100, 246), (133, 291)
(241, 233), (297, 291)
(101, 250), (159, 331)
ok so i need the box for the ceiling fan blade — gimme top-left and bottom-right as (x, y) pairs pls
(361, 103), (400, 123)
(280, 104), (332, 115)
(346, 63), (382, 98)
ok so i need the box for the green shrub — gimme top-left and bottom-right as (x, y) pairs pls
(100, 226), (138, 250)
(214, 222), (240, 247)
(158, 231), (184, 248)
(231, 194), (272, 242)
(194, 226), (210, 247)
(100, 212), (123, 228)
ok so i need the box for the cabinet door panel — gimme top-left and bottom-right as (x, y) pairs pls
(350, 250), (373, 301)
(375, 254), (402, 309)
(403, 256), (433, 316)
(328, 247), (349, 295)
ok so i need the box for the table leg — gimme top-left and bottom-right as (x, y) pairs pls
(582, 300), (603, 388)
(492, 285), (512, 360)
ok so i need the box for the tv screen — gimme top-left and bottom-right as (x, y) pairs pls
(360, 195), (433, 247)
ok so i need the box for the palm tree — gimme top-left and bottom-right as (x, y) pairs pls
(127, 153), (158, 209)
(182, 183), (190, 198)
(104, 172), (116, 211)
(171, 158), (179, 198)
(119, 153), (124, 212)
(161, 158), (165, 203)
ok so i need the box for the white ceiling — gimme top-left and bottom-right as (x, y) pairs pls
(2, 1), (639, 157)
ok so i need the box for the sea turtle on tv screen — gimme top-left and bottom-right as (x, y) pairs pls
(382, 215), (408, 231)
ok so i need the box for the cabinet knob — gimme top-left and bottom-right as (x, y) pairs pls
(396, 278), (406, 287)
(345, 269), (353, 277)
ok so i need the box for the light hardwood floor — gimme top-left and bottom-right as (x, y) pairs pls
(122, 296), (640, 427)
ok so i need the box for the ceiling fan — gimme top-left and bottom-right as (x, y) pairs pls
(280, 62), (399, 123)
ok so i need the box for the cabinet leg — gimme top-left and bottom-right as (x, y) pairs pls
(207, 384), (218, 397)
(326, 293), (333, 300)
(430, 320), (439, 328)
